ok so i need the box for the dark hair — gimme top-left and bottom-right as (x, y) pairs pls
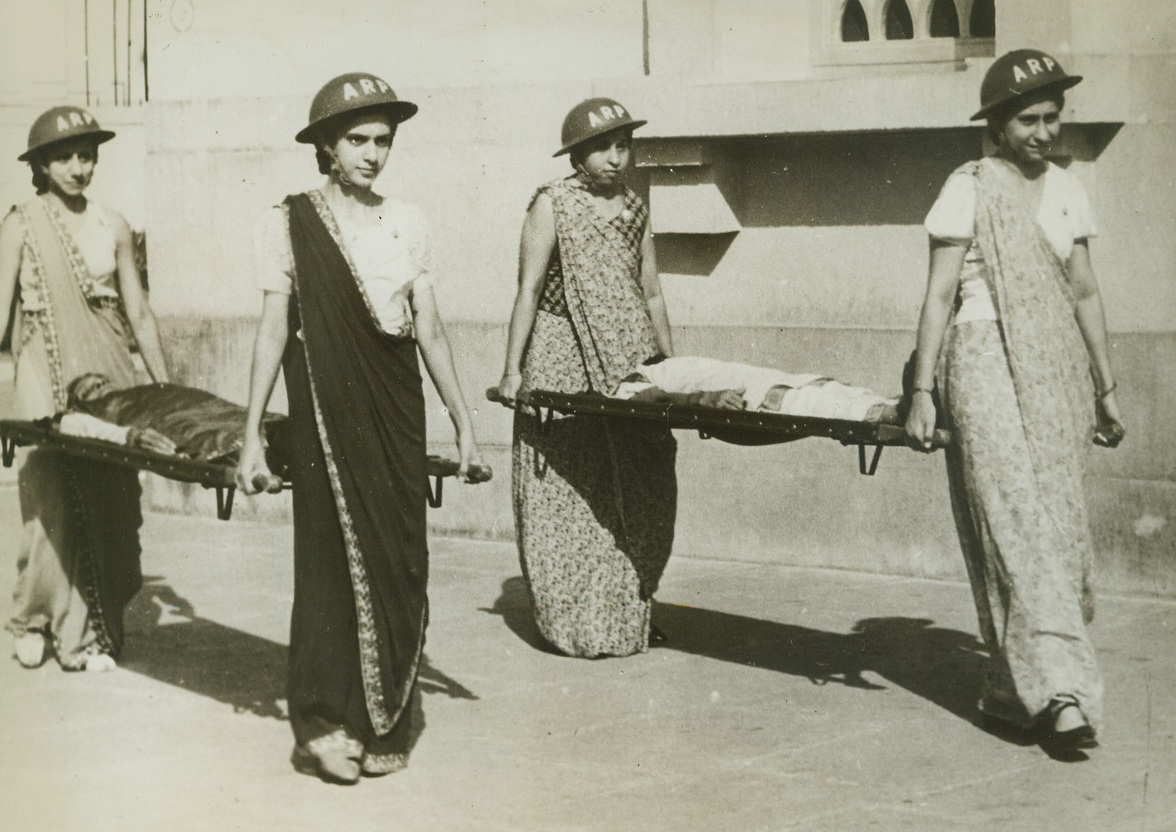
(65, 372), (108, 410)
(29, 143), (100, 194)
(566, 126), (635, 170)
(315, 145), (333, 175)
(311, 108), (397, 175)
(986, 88), (1065, 146)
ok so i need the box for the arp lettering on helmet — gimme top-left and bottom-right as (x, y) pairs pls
(587, 104), (627, 129)
(1011, 56), (1057, 84)
(342, 78), (392, 101)
(56, 110), (96, 133)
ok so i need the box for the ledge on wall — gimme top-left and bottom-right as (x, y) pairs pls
(636, 139), (740, 235)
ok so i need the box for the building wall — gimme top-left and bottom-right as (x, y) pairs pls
(4, 0), (1174, 596)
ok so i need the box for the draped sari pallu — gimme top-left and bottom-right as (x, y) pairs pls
(514, 177), (677, 658)
(8, 198), (141, 667)
(944, 160), (1102, 730)
(281, 192), (427, 759)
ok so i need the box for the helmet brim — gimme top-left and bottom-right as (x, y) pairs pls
(969, 75), (1083, 121)
(18, 129), (116, 162)
(553, 119), (647, 157)
(295, 100), (419, 144)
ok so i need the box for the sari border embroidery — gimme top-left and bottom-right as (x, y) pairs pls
(297, 314), (394, 735)
(41, 199), (106, 302)
(15, 205), (68, 411)
(305, 190), (393, 337)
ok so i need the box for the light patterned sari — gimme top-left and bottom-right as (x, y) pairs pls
(513, 175), (677, 658)
(943, 159), (1101, 730)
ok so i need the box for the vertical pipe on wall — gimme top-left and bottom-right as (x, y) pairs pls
(143, 0), (149, 101)
(84, 0), (91, 105)
(127, 0), (133, 103)
(642, 0), (650, 75)
(112, 0), (119, 105)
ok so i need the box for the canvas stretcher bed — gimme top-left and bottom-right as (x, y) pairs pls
(487, 388), (951, 475)
(1, 418), (490, 520)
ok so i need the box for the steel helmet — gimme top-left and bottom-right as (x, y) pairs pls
(295, 72), (418, 144)
(554, 97), (647, 157)
(18, 106), (116, 162)
(971, 49), (1082, 121)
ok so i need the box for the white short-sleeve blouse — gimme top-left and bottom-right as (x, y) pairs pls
(923, 159), (1097, 324)
(253, 196), (433, 337)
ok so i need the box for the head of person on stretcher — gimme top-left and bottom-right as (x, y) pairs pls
(612, 355), (901, 424)
(64, 372), (291, 469)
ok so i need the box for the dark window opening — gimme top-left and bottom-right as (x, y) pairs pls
(885, 0), (914, 39)
(841, 0), (869, 42)
(969, 0), (996, 37)
(930, 0), (961, 37)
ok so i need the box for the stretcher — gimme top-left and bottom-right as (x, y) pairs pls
(487, 388), (951, 475)
(1, 418), (491, 521)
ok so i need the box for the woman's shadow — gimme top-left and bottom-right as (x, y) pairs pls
(122, 576), (478, 730)
(486, 576), (1026, 742)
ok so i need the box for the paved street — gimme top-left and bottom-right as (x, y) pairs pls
(1, 482), (1174, 832)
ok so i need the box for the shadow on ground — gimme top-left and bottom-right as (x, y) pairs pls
(487, 575), (994, 725)
(120, 576), (478, 725)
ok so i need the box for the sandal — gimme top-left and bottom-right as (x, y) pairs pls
(291, 730), (363, 785)
(14, 632), (49, 669)
(1042, 697), (1097, 750)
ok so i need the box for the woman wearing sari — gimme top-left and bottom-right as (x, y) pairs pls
(235, 73), (483, 785)
(905, 51), (1124, 753)
(496, 98), (676, 658)
(0, 106), (170, 672)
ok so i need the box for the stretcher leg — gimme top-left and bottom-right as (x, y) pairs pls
(214, 486), (236, 521)
(427, 475), (443, 509)
(859, 443), (885, 476)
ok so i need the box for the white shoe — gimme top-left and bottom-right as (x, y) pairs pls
(14, 633), (48, 668)
(84, 653), (117, 673)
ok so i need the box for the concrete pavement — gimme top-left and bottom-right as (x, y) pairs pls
(0, 482), (1174, 832)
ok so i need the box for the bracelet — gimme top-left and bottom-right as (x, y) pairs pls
(912, 386), (934, 396)
(1097, 381), (1117, 399)
(503, 372), (521, 379)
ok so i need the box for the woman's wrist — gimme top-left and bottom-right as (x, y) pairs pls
(1097, 381), (1117, 399)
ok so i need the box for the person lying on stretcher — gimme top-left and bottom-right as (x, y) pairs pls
(611, 355), (901, 423)
(54, 373), (290, 487)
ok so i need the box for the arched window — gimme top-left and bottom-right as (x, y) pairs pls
(969, 0), (996, 37)
(929, 0), (961, 38)
(885, 0), (914, 40)
(841, 0), (869, 42)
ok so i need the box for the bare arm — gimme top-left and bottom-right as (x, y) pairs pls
(904, 240), (966, 450)
(0, 214), (22, 372)
(1069, 240), (1123, 430)
(235, 291), (289, 493)
(413, 286), (482, 479)
(497, 193), (556, 403)
(111, 212), (169, 382)
(639, 223), (674, 357)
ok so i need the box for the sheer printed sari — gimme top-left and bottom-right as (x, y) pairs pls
(943, 159), (1101, 730)
(281, 191), (428, 772)
(513, 175), (677, 658)
(8, 197), (142, 668)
